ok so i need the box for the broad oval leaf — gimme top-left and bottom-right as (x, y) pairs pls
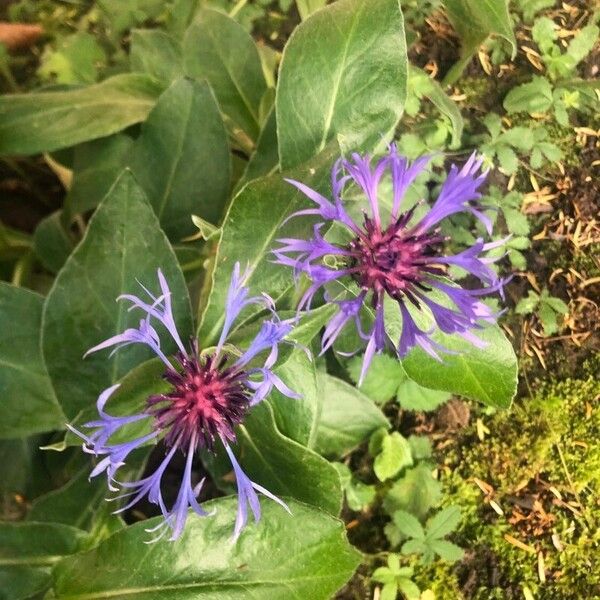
(51, 498), (360, 600)
(0, 284), (64, 438)
(401, 323), (517, 409)
(276, 0), (407, 169)
(0, 74), (164, 155)
(0, 521), (86, 600)
(315, 373), (389, 458)
(198, 145), (337, 346)
(381, 285), (517, 409)
(129, 78), (231, 240)
(42, 170), (192, 420)
(442, 0), (516, 83)
(234, 402), (343, 515)
(33, 210), (74, 274)
(66, 134), (134, 215)
(183, 9), (267, 142)
(130, 29), (184, 83)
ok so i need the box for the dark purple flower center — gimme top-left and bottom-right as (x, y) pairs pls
(147, 344), (250, 452)
(347, 212), (445, 303)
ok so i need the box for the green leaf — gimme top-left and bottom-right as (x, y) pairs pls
(236, 107), (279, 191)
(372, 566), (396, 585)
(374, 432), (413, 482)
(64, 359), (167, 447)
(38, 32), (105, 85)
(495, 144), (518, 173)
(515, 0), (554, 22)
(27, 467), (122, 535)
(66, 134), (134, 215)
(183, 9), (267, 142)
(538, 302), (560, 335)
(428, 539), (464, 562)
(383, 464), (442, 520)
(443, 0), (516, 84)
(233, 402), (343, 515)
(347, 354), (407, 404)
(392, 510), (425, 539)
(532, 17), (558, 54)
(542, 293), (569, 314)
(410, 67), (463, 148)
(538, 141), (562, 163)
(408, 435), (432, 460)
(0, 522), (86, 600)
(128, 78), (230, 240)
(0, 74), (164, 156)
(566, 24), (599, 67)
(398, 289), (518, 408)
(296, 0), (328, 20)
(277, 0), (407, 169)
(42, 171), (192, 420)
(503, 207), (530, 236)
(198, 146), (336, 346)
(426, 506), (461, 539)
(397, 578), (421, 600)
(33, 210), (74, 274)
(515, 291), (539, 315)
(401, 538), (427, 557)
(0, 284), (64, 438)
(130, 29), (184, 83)
(315, 373), (389, 457)
(270, 348), (320, 446)
(287, 303), (338, 345)
(396, 379), (450, 412)
(51, 497), (360, 599)
(503, 76), (553, 114)
(345, 480), (376, 512)
(381, 582), (400, 600)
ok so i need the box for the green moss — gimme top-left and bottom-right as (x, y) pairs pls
(427, 373), (600, 598)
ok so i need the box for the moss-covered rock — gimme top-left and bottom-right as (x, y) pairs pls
(422, 371), (600, 599)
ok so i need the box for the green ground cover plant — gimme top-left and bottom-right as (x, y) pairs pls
(0, 0), (597, 598)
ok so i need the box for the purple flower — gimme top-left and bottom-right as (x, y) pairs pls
(69, 264), (295, 542)
(274, 145), (507, 383)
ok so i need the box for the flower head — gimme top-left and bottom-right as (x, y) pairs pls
(274, 145), (507, 383)
(69, 264), (295, 542)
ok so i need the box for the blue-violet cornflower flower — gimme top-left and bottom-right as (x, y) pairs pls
(69, 264), (297, 542)
(274, 146), (507, 383)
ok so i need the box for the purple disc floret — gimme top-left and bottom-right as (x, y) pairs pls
(69, 264), (295, 542)
(274, 145), (508, 384)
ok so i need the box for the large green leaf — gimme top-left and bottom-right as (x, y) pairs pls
(52, 498), (360, 599)
(130, 29), (184, 83)
(0, 522), (86, 600)
(66, 134), (134, 215)
(235, 107), (279, 192)
(42, 171), (192, 420)
(276, 0), (407, 169)
(28, 466), (120, 532)
(129, 78), (230, 240)
(381, 285), (517, 409)
(234, 402), (342, 515)
(183, 9), (267, 142)
(63, 359), (167, 448)
(269, 348), (320, 447)
(315, 373), (389, 458)
(198, 146), (337, 346)
(443, 0), (516, 84)
(0, 284), (64, 438)
(400, 318), (517, 409)
(0, 74), (163, 155)
(296, 0), (328, 20)
(33, 210), (74, 274)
